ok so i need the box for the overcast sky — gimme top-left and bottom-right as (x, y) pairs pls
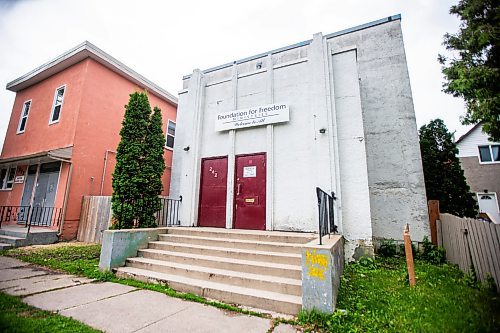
(0, 0), (471, 150)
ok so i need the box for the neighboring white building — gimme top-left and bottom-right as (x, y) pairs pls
(170, 15), (430, 259)
(457, 124), (500, 224)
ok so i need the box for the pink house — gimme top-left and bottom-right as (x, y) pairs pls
(0, 42), (178, 240)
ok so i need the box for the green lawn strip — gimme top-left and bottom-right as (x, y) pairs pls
(0, 291), (102, 333)
(4, 244), (499, 332)
(1, 245), (267, 319)
(299, 257), (500, 332)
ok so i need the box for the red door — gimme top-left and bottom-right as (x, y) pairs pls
(234, 153), (266, 230)
(198, 157), (228, 228)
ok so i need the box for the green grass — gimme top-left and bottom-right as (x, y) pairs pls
(298, 257), (500, 332)
(2, 244), (265, 318)
(3, 244), (499, 332)
(0, 291), (101, 333)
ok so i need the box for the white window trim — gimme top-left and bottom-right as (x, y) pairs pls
(478, 144), (500, 164)
(476, 192), (500, 214)
(16, 99), (32, 134)
(165, 119), (176, 151)
(0, 166), (17, 191)
(49, 84), (66, 125)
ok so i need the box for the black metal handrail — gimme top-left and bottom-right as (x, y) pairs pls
(316, 187), (337, 245)
(156, 196), (182, 227)
(0, 205), (62, 234)
(116, 196), (182, 229)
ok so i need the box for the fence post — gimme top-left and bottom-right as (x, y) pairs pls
(404, 224), (416, 287)
(428, 200), (440, 245)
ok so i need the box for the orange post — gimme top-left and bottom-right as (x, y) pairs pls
(404, 224), (416, 287)
(428, 200), (440, 245)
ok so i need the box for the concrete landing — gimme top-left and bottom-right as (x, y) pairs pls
(0, 225), (58, 248)
(0, 256), (299, 333)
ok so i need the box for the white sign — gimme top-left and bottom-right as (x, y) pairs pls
(14, 176), (24, 183)
(243, 166), (256, 178)
(215, 103), (289, 131)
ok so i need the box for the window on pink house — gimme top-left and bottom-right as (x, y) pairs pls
(17, 100), (31, 133)
(0, 167), (16, 190)
(49, 85), (65, 124)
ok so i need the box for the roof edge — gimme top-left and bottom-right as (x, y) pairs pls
(455, 123), (483, 144)
(183, 14), (401, 80)
(6, 41), (178, 106)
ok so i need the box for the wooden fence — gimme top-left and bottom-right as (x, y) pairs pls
(77, 196), (112, 244)
(438, 213), (500, 289)
(77, 196), (182, 244)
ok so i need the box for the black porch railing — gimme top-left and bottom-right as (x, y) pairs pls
(316, 187), (337, 245)
(0, 205), (62, 233)
(116, 196), (182, 229)
(156, 196), (182, 227)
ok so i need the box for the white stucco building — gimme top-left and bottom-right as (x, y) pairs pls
(170, 15), (429, 258)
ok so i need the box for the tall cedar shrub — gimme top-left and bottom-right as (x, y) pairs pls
(419, 119), (478, 217)
(439, 0), (499, 141)
(111, 92), (165, 228)
(138, 107), (166, 227)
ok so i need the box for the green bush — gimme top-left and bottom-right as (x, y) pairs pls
(378, 239), (397, 257)
(420, 236), (446, 264)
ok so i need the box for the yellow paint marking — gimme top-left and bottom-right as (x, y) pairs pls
(305, 250), (329, 280)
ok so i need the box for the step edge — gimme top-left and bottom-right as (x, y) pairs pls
(138, 248), (302, 270)
(116, 266), (302, 304)
(158, 234), (305, 247)
(126, 257), (302, 285)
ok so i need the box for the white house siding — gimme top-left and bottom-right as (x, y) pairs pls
(457, 124), (500, 221)
(170, 16), (429, 259)
(457, 125), (500, 158)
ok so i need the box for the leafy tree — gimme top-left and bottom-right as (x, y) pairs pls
(111, 92), (165, 228)
(419, 119), (478, 217)
(439, 0), (499, 141)
(138, 107), (166, 227)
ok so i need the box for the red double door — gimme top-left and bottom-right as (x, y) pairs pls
(198, 153), (266, 230)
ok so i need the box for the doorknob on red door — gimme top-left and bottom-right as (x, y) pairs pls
(236, 183), (241, 196)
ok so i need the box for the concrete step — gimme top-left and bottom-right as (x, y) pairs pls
(138, 248), (302, 279)
(166, 227), (315, 244)
(158, 234), (304, 253)
(0, 227), (58, 246)
(125, 257), (301, 296)
(116, 266), (302, 315)
(0, 228), (28, 238)
(148, 241), (301, 265)
(0, 234), (26, 247)
(0, 242), (13, 250)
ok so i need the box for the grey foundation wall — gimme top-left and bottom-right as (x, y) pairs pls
(327, 20), (429, 242)
(460, 156), (500, 207)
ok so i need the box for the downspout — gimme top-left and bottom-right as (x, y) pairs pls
(100, 150), (116, 195)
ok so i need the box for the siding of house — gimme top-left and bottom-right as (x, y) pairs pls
(1, 54), (177, 239)
(0, 61), (87, 211)
(457, 125), (497, 158)
(457, 125), (500, 209)
(459, 156), (500, 207)
(60, 58), (177, 239)
(1, 60), (87, 159)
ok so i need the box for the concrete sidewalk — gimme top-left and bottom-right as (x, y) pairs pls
(0, 256), (298, 333)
